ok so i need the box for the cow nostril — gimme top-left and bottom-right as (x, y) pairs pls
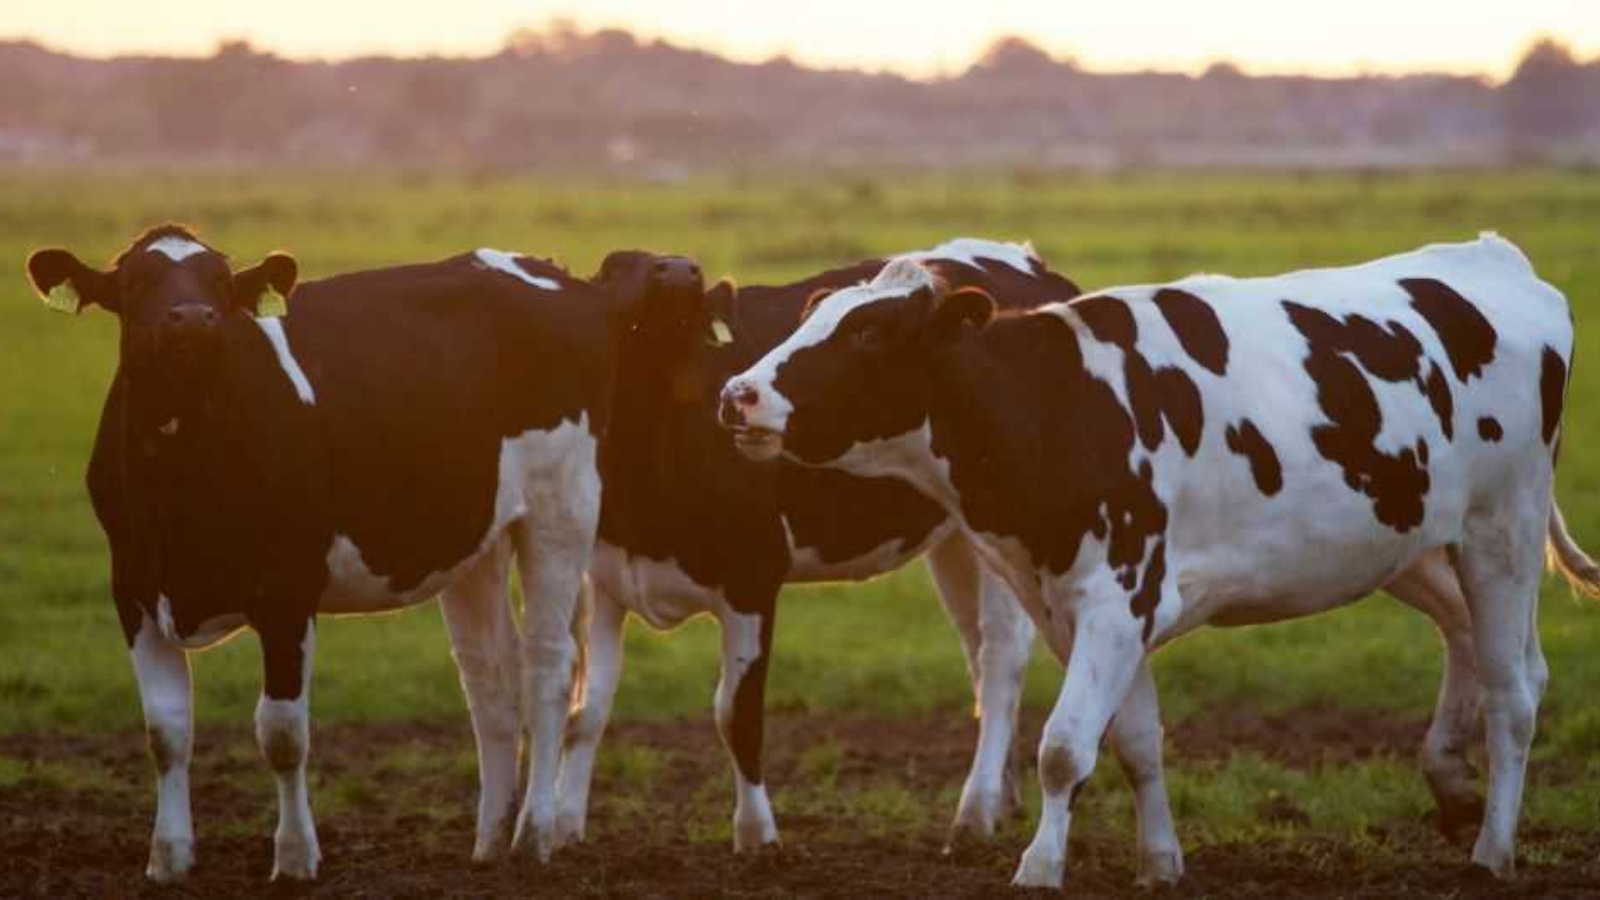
(736, 385), (759, 408)
(166, 309), (186, 326)
(202, 309), (216, 325)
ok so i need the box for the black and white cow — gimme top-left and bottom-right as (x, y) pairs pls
(721, 235), (1599, 888)
(555, 239), (1080, 850)
(26, 226), (702, 881)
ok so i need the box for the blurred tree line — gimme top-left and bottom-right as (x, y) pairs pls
(1, 27), (1596, 170)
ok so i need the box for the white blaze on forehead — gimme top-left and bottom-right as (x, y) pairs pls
(475, 248), (560, 290)
(906, 237), (1039, 274)
(253, 318), (317, 405)
(734, 257), (941, 430)
(146, 236), (210, 262)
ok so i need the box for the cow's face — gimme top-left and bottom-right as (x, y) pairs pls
(27, 226), (297, 383)
(719, 259), (994, 465)
(593, 250), (713, 351)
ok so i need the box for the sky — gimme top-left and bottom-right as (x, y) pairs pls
(4, 0), (1598, 79)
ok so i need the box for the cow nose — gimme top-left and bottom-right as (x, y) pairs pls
(718, 382), (760, 427)
(165, 303), (217, 338)
(653, 257), (704, 291)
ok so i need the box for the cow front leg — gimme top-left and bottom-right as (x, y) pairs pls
(130, 612), (196, 882)
(555, 581), (628, 845)
(255, 617), (319, 881)
(715, 603), (779, 851)
(1109, 659), (1183, 887)
(510, 462), (600, 863)
(439, 539), (521, 861)
(926, 535), (1033, 844)
(1014, 604), (1148, 889)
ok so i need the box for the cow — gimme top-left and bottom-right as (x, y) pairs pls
(25, 226), (705, 882)
(719, 234), (1600, 889)
(554, 239), (1081, 851)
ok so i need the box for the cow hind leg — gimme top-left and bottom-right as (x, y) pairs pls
(1014, 602), (1149, 889)
(130, 614), (196, 882)
(440, 538), (522, 861)
(555, 580), (628, 845)
(1386, 550), (1484, 839)
(1452, 477), (1550, 878)
(255, 617), (319, 881)
(1109, 660), (1183, 887)
(714, 603), (780, 851)
(510, 464), (600, 863)
(926, 534), (1032, 844)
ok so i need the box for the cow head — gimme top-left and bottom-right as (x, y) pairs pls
(719, 258), (994, 465)
(592, 249), (727, 352)
(27, 225), (297, 377)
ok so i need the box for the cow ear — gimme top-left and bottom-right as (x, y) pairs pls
(928, 287), (996, 344)
(26, 248), (118, 314)
(233, 252), (298, 318)
(800, 287), (834, 323)
(705, 278), (738, 348)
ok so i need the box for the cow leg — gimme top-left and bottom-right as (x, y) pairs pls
(439, 538), (521, 861)
(1385, 549), (1484, 838)
(130, 613), (196, 882)
(555, 581), (628, 845)
(926, 534), (1033, 843)
(714, 602), (780, 850)
(1109, 659), (1183, 886)
(510, 461), (601, 863)
(1014, 603), (1148, 889)
(255, 617), (319, 881)
(1452, 479), (1549, 878)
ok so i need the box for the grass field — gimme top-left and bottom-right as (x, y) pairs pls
(1, 170), (1598, 897)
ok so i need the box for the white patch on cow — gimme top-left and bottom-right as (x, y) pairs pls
(732, 258), (942, 434)
(906, 237), (1039, 274)
(320, 415), (594, 615)
(153, 595), (247, 650)
(589, 540), (722, 630)
(146, 236), (208, 262)
(130, 613), (195, 881)
(252, 317), (316, 405)
(475, 248), (560, 291)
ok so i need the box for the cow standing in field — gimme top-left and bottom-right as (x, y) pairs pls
(556, 240), (1079, 850)
(25, 227), (702, 881)
(720, 234), (1599, 888)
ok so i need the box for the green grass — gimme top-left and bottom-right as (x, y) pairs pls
(2, 169), (1600, 844)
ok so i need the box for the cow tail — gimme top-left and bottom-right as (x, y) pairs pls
(1547, 499), (1600, 600)
(569, 574), (594, 712)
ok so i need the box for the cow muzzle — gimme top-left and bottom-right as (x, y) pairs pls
(718, 379), (785, 461)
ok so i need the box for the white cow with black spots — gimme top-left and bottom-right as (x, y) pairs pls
(720, 234), (1599, 889)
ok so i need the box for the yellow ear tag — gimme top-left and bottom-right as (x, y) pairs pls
(43, 282), (80, 314)
(255, 287), (288, 319)
(708, 318), (734, 347)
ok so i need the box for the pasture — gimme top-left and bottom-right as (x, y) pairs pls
(1, 170), (1598, 898)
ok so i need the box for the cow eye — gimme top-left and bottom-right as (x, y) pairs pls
(852, 324), (883, 349)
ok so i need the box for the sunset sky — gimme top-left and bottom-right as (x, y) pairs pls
(4, 0), (1597, 79)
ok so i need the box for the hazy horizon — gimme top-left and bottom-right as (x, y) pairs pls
(5, 0), (1598, 80)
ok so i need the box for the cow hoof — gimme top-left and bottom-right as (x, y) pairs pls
(471, 830), (512, 864)
(146, 838), (194, 882)
(1011, 850), (1065, 890)
(1134, 848), (1184, 888)
(1469, 851), (1515, 880)
(553, 811), (587, 849)
(270, 839), (321, 881)
(513, 816), (557, 864)
(948, 791), (1004, 845)
(732, 818), (779, 853)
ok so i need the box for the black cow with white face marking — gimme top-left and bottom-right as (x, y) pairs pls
(722, 236), (1600, 889)
(555, 239), (1081, 850)
(27, 226), (699, 882)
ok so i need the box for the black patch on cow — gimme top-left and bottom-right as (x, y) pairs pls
(1225, 419), (1283, 496)
(1283, 301), (1431, 532)
(1540, 346), (1567, 444)
(1477, 416), (1503, 443)
(1402, 278), (1498, 382)
(1129, 538), (1166, 643)
(1421, 362), (1455, 440)
(929, 314), (1168, 638)
(1075, 295), (1205, 457)
(1153, 288), (1230, 376)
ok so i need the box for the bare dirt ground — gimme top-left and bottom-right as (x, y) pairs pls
(2, 709), (1595, 899)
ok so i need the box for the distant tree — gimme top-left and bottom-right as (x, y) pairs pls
(971, 36), (1066, 76)
(1502, 37), (1592, 156)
